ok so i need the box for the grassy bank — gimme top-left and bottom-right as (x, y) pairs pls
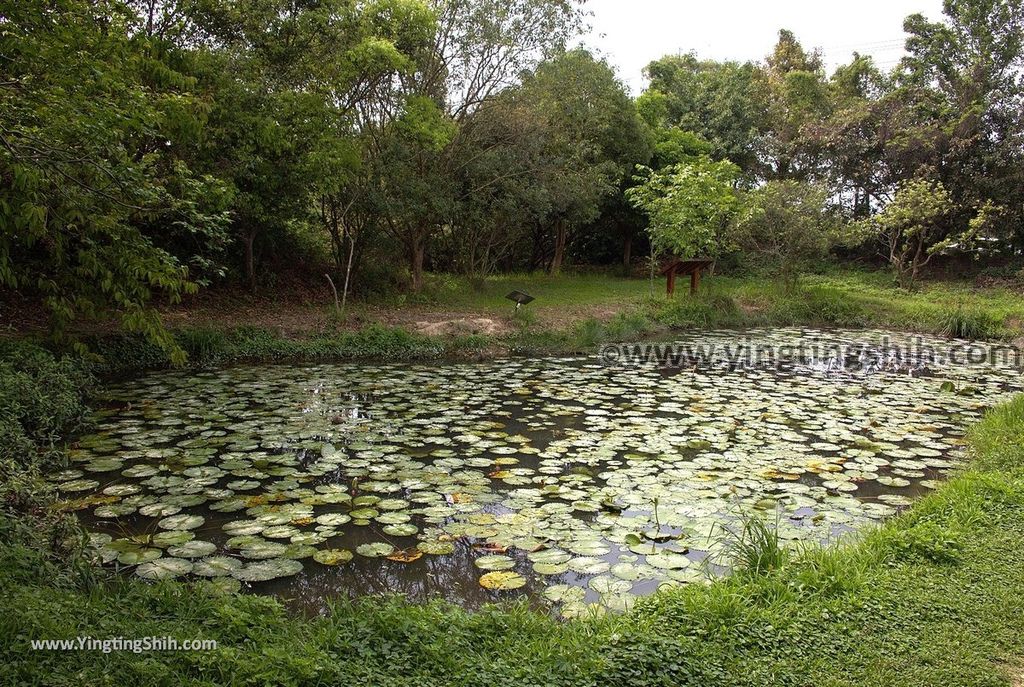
(23, 269), (1021, 378)
(3, 340), (1024, 685)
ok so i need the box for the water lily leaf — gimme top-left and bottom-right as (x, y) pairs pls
(232, 558), (304, 582)
(645, 552), (692, 570)
(239, 541), (288, 560)
(193, 556), (243, 577)
(313, 548), (354, 565)
(567, 557), (610, 575)
(474, 555), (515, 571)
(356, 542), (395, 558)
(382, 523), (418, 537)
(316, 513), (351, 526)
(157, 514), (205, 531)
(479, 571), (526, 591)
(59, 479), (100, 492)
(386, 548), (424, 563)
(137, 558), (193, 580)
(417, 540), (456, 555)
(117, 548), (162, 565)
(589, 576), (631, 594)
(139, 503), (182, 518)
(195, 576), (242, 595)
(168, 540), (217, 559)
(543, 584), (585, 604)
(533, 562), (570, 575)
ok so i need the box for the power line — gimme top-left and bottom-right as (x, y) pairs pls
(817, 37), (907, 52)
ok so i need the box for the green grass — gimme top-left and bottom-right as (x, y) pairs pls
(364, 269), (1024, 340)
(368, 271), (655, 313)
(40, 269), (1016, 379)
(4, 340), (1024, 685)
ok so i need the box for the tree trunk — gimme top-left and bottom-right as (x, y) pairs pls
(340, 230), (356, 316)
(243, 229), (256, 293)
(549, 221), (567, 276)
(621, 234), (632, 276)
(410, 234), (426, 292)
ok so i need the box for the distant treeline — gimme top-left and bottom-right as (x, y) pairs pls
(2, 0), (1022, 353)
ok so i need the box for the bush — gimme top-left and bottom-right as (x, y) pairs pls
(0, 342), (93, 470)
(768, 286), (867, 326)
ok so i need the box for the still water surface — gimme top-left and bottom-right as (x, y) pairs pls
(51, 329), (1023, 617)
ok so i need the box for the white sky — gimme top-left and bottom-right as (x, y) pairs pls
(580, 0), (947, 94)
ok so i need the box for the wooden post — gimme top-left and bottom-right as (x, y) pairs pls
(690, 268), (700, 295)
(666, 268), (676, 296)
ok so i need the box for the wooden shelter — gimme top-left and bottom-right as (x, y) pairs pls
(659, 258), (714, 296)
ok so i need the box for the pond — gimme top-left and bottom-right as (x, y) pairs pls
(50, 329), (1024, 618)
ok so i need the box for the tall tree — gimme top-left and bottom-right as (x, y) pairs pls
(0, 0), (228, 358)
(640, 54), (762, 171)
(516, 49), (650, 274)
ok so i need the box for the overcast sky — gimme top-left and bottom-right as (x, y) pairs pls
(579, 0), (947, 94)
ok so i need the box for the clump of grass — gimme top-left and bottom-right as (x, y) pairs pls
(766, 285), (868, 326)
(939, 304), (1000, 340)
(568, 312), (659, 349)
(176, 327), (229, 364)
(512, 306), (538, 329)
(876, 521), (964, 565)
(654, 292), (741, 329)
(716, 512), (787, 577)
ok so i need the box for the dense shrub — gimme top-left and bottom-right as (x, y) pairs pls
(0, 342), (92, 470)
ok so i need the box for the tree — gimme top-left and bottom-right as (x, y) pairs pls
(899, 0), (1024, 247)
(859, 178), (1002, 288)
(372, 0), (585, 290)
(732, 181), (836, 289)
(515, 49), (650, 274)
(187, 0), (435, 292)
(641, 54), (762, 171)
(626, 157), (740, 262)
(754, 30), (832, 182)
(0, 0), (229, 359)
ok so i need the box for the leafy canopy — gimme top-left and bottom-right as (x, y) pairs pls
(627, 157), (740, 260)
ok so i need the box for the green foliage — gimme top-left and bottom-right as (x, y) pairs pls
(627, 157), (740, 259)
(879, 522), (964, 565)
(642, 54), (763, 169)
(861, 179), (957, 286)
(939, 304), (1000, 340)
(0, 0), (230, 359)
(732, 181), (837, 289)
(654, 291), (743, 329)
(512, 48), (651, 274)
(0, 343), (93, 470)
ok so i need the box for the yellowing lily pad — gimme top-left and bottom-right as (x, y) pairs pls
(479, 571), (526, 591)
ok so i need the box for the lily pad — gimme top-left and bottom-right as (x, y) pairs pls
(356, 542), (395, 558)
(193, 556), (243, 577)
(232, 558), (304, 582)
(157, 514), (205, 531)
(479, 571), (526, 591)
(168, 540), (217, 559)
(137, 558), (193, 580)
(474, 554), (515, 571)
(313, 548), (354, 565)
